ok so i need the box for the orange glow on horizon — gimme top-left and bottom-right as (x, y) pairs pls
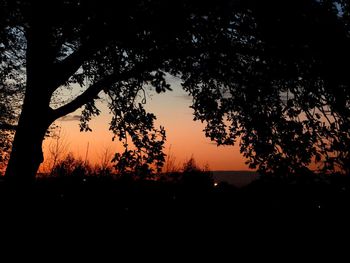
(40, 84), (250, 173)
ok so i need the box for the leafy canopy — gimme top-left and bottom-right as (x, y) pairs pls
(1, 0), (350, 176)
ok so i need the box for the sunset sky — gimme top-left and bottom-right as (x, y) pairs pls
(41, 75), (249, 172)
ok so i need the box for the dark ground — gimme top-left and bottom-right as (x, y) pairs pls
(0, 175), (349, 254)
(1, 173), (349, 217)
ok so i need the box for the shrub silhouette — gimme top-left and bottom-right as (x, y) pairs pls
(51, 153), (92, 178)
(94, 165), (114, 177)
(180, 157), (214, 191)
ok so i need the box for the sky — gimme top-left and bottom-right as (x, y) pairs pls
(40, 75), (250, 172)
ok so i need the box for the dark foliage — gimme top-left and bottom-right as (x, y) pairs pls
(1, 0), (350, 181)
(180, 0), (350, 175)
(50, 153), (93, 178)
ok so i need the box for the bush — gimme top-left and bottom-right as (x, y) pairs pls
(50, 153), (92, 178)
(180, 157), (214, 190)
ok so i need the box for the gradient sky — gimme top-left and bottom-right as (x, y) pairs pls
(41, 75), (249, 172)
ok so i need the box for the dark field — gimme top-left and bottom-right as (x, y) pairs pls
(1, 173), (349, 217)
(1, 173), (349, 249)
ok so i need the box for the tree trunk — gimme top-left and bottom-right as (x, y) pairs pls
(5, 14), (55, 183)
(4, 95), (53, 183)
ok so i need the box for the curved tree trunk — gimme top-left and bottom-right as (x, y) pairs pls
(4, 87), (54, 182)
(5, 15), (55, 183)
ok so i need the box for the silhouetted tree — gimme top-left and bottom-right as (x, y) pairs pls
(180, 0), (350, 176)
(1, 0), (213, 181)
(1, 0), (350, 182)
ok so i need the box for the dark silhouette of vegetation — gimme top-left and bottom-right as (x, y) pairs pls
(50, 153), (93, 178)
(1, 155), (349, 221)
(182, 0), (350, 176)
(178, 157), (213, 191)
(1, 0), (350, 183)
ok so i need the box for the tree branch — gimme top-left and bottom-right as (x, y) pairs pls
(52, 35), (203, 121)
(52, 76), (109, 120)
(52, 43), (96, 88)
(52, 25), (111, 89)
(52, 61), (157, 120)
